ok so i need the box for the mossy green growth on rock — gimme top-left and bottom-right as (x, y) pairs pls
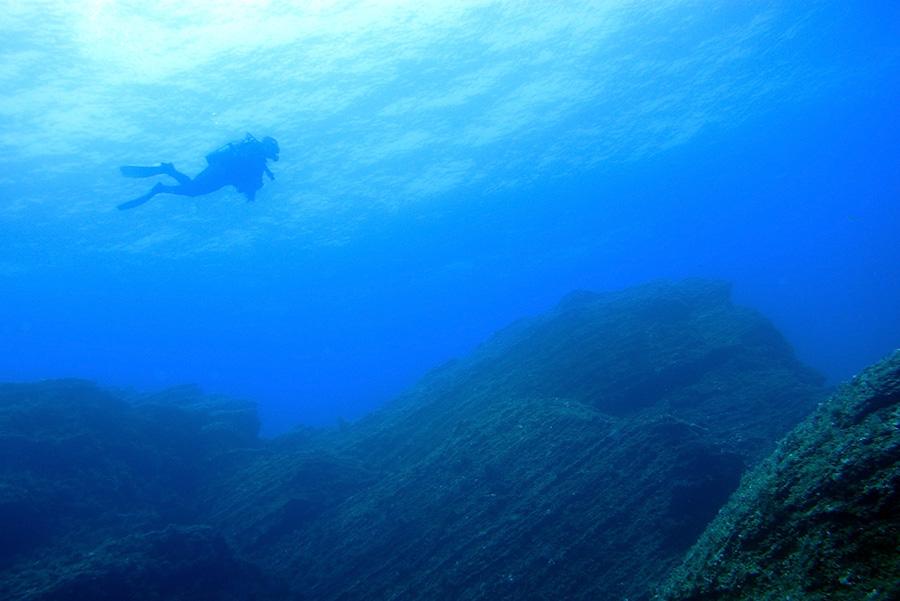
(656, 350), (900, 601)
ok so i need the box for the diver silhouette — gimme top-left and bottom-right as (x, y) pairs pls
(118, 134), (279, 210)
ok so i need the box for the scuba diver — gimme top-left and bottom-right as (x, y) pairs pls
(118, 134), (279, 210)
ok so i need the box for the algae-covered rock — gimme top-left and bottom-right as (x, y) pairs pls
(357, 280), (821, 461)
(0, 380), (269, 596)
(657, 350), (900, 601)
(0, 525), (287, 601)
(209, 279), (825, 600)
(0, 280), (832, 600)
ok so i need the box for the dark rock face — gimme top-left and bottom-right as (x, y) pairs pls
(206, 279), (824, 600)
(656, 350), (900, 601)
(2, 526), (285, 601)
(0, 380), (283, 600)
(0, 280), (828, 600)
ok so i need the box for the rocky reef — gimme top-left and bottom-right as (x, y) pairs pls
(204, 279), (823, 600)
(3, 279), (875, 600)
(0, 381), (283, 600)
(657, 350), (900, 601)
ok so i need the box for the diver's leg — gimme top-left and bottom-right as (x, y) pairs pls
(120, 163), (193, 186)
(119, 168), (227, 209)
(179, 168), (228, 196)
(153, 177), (226, 199)
(118, 176), (224, 209)
(160, 163), (192, 185)
(120, 164), (171, 178)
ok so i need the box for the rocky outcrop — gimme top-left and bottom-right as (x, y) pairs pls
(657, 350), (900, 601)
(0, 380), (280, 600)
(0, 280), (829, 600)
(205, 279), (825, 600)
(1, 525), (285, 601)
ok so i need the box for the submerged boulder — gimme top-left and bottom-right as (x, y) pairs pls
(657, 350), (900, 600)
(0, 380), (268, 596)
(0, 280), (837, 600)
(208, 279), (825, 600)
(0, 525), (287, 601)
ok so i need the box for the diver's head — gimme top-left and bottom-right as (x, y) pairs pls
(262, 136), (280, 161)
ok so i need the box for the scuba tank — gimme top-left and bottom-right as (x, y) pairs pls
(205, 133), (259, 166)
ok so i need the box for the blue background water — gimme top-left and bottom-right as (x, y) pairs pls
(1, 2), (898, 434)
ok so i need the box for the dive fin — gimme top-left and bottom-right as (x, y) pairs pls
(120, 165), (167, 178)
(118, 192), (154, 210)
(118, 197), (150, 210)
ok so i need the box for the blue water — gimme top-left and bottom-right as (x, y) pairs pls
(1, 2), (898, 434)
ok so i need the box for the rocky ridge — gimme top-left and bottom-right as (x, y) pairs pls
(657, 350), (900, 601)
(0, 279), (857, 600)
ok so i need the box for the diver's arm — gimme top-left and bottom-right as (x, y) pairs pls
(265, 165), (275, 181)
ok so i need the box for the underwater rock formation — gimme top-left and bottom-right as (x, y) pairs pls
(205, 279), (825, 600)
(0, 280), (832, 600)
(656, 350), (900, 601)
(2, 525), (285, 601)
(0, 380), (278, 600)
